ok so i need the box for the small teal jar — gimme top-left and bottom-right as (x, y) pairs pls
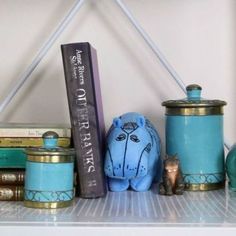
(24, 131), (75, 208)
(162, 84), (226, 191)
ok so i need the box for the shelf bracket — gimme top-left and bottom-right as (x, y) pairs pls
(114, 0), (231, 150)
(0, 0), (85, 114)
(0, 0), (231, 150)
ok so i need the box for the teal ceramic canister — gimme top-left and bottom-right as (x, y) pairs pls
(24, 131), (75, 208)
(162, 84), (226, 191)
(226, 145), (236, 191)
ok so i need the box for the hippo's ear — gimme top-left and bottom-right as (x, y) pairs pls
(113, 117), (122, 128)
(136, 115), (146, 127)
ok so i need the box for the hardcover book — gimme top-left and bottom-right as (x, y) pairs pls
(0, 137), (70, 147)
(0, 123), (71, 138)
(0, 169), (25, 185)
(0, 148), (27, 168)
(0, 185), (23, 201)
(0, 170), (77, 186)
(61, 42), (106, 198)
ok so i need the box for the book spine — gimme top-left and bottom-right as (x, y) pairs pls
(61, 42), (106, 198)
(0, 171), (77, 186)
(0, 186), (24, 201)
(0, 128), (71, 138)
(0, 170), (25, 185)
(0, 137), (71, 147)
(0, 148), (27, 168)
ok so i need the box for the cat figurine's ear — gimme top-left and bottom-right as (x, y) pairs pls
(173, 153), (178, 159)
(164, 155), (169, 161)
(113, 117), (122, 128)
(136, 115), (146, 127)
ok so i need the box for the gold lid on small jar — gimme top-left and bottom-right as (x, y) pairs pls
(25, 131), (75, 163)
(162, 84), (226, 116)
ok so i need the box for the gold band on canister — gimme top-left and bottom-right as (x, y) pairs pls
(162, 94), (226, 116)
(165, 106), (224, 116)
(24, 200), (73, 209)
(185, 182), (225, 191)
(27, 155), (74, 163)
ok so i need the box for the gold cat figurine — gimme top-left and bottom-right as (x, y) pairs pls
(159, 154), (184, 195)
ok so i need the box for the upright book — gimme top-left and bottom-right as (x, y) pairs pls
(61, 42), (106, 198)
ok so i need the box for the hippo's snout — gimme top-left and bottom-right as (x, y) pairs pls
(105, 147), (149, 179)
(124, 163), (148, 178)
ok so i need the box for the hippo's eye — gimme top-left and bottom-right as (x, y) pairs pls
(130, 135), (140, 143)
(116, 133), (126, 141)
(144, 143), (151, 153)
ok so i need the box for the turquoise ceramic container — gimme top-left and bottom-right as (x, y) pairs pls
(162, 84), (226, 191)
(226, 145), (236, 191)
(24, 131), (75, 208)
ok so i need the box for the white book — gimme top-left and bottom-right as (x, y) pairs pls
(0, 123), (71, 138)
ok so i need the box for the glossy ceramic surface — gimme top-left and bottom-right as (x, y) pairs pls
(226, 145), (236, 191)
(163, 85), (226, 190)
(24, 132), (74, 208)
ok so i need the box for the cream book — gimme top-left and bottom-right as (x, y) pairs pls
(0, 123), (71, 138)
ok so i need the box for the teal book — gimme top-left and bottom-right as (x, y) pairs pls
(0, 148), (26, 168)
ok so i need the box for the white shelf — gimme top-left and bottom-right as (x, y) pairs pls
(1, 186), (236, 235)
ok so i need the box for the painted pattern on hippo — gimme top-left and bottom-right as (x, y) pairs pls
(104, 112), (162, 192)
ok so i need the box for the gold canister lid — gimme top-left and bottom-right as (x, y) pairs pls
(162, 84), (226, 115)
(25, 131), (75, 163)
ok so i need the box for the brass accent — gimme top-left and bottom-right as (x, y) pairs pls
(27, 155), (74, 163)
(162, 100), (227, 108)
(25, 148), (75, 156)
(185, 182), (225, 191)
(24, 200), (73, 209)
(165, 106), (224, 116)
(186, 84), (202, 91)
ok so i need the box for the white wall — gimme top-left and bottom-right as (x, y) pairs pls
(0, 0), (235, 148)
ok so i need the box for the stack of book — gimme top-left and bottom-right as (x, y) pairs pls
(0, 123), (71, 201)
(0, 169), (24, 201)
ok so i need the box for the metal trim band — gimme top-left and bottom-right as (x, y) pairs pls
(24, 200), (73, 209)
(185, 182), (225, 191)
(27, 155), (74, 163)
(25, 149), (75, 156)
(165, 107), (224, 116)
(162, 100), (227, 108)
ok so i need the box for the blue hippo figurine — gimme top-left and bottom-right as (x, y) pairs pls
(104, 112), (162, 192)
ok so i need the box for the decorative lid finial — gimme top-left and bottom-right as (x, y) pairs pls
(186, 84), (202, 91)
(186, 84), (202, 100)
(42, 131), (59, 149)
